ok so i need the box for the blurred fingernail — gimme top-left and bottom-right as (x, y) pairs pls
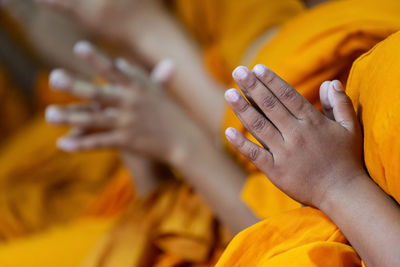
(233, 67), (248, 80)
(74, 41), (93, 56)
(45, 106), (63, 122)
(253, 64), (266, 76)
(57, 139), (77, 152)
(225, 127), (237, 141)
(332, 80), (343, 92)
(225, 89), (240, 102)
(50, 70), (70, 90)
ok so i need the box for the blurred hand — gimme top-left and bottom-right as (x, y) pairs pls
(46, 41), (192, 165)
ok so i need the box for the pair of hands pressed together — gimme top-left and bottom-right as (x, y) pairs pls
(46, 42), (261, 233)
(226, 65), (400, 267)
(225, 65), (365, 209)
(46, 42), (195, 167)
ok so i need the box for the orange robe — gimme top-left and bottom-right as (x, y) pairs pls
(223, 0), (400, 219)
(0, 1), (303, 266)
(216, 19), (400, 267)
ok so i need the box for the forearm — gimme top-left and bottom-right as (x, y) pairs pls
(123, 11), (226, 138)
(321, 175), (400, 267)
(171, 127), (259, 234)
(121, 152), (169, 198)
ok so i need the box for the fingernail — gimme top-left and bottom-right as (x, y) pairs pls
(74, 41), (93, 56)
(225, 89), (240, 102)
(45, 106), (63, 122)
(225, 127), (237, 141)
(50, 70), (70, 90)
(233, 67), (248, 80)
(57, 139), (77, 152)
(332, 80), (343, 92)
(253, 64), (266, 77)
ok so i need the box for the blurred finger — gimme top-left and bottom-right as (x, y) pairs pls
(46, 105), (119, 128)
(50, 69), (127, 104)
(115, 58), (152, 88)
(57, 131), (123, 152)
(74, 41), (130, 84)
(151, 59), (175, 88)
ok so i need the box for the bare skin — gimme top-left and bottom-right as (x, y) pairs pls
(46, 43), (258, 233)
(225, 64), (400, 267)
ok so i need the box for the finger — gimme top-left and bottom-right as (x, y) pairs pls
(233, 66), (295, 129)
(57, 132), (123, 152)
(65, 127), (86, 138)
(151, 59), (175, 88)
(225, 127), (273, 173)
(328, 80), (358, 132)
(252, 64), (317, 120)
(74, 41), (130, 84)
(225, 89), (283, 151)
(46, 103), (97, 124)
(50, 69), (126, 105)
(319, 81), (335, 120)
(46, 105), (119, 128)
(115, 58), (152, 88)
(231, 69), (263, 115)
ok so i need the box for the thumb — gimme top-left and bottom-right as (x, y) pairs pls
(151, 59), (175, 89)
(328, 80), (358, 132)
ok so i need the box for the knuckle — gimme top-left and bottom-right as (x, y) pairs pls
(261, 95), (278, 110)
(264, 71), (277, 88)
(247, 146), (260, 162)
(251, 116), (267, 132)
(306, 113), (326, 127)
(279, 85), (296, 101)
(237, 100), (250, 113)
(246, 78), (258, 91)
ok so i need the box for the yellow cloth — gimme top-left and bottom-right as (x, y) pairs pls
(173, 0), (305, 83)
(0, 218), (115, 267)
(216, 25), (400, 267)
(223, 0), (400, 219)
(0, 117), (121, 239)
(82, 181), (223, 267)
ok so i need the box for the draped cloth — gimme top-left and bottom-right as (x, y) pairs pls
(216, 26), (400, 267)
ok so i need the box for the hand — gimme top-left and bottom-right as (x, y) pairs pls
(224, 64), (365, 208)
(36, 0), (165, 41)
(46, 41), (190, 165)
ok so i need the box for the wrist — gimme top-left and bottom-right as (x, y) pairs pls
(318, 171), (368, 215)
